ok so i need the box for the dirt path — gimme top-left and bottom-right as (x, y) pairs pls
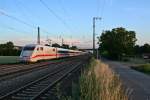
(103, 60), (150, 100)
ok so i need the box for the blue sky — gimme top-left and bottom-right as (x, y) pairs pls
(0, 0), (150, 48)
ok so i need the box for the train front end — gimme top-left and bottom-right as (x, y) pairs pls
(19, 45), (36, 62)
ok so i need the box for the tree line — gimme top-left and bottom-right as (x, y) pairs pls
(98, 27), (150, 60)
(51, 43), (78, 50)
(0, 42), (21, 56)
(0, 42), (78, 56)
(134, 44), (150, 55)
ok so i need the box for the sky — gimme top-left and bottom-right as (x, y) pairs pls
(0, 0), (150, 48)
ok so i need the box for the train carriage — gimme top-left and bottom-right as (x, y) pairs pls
(20, 44), (83, 62)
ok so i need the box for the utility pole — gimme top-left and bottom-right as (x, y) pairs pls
(93, 17), (101, 54)
(97, 48), (99, 59)
(62, 38), (64, 46)
(47, 38), (52, 46)
(37, 26), (40, 44)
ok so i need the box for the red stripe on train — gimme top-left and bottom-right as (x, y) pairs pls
(31, 54), (70, 58)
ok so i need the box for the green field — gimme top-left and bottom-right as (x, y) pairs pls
(0, 56), (70, 64)
(122, 57), (148, 64)
(132, 64), (150, 74)
(0, 56), (19, 64)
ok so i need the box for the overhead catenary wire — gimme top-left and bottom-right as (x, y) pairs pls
(57, 0), (69, 17)
(14, 0), (32, 22)
(57, 0), (81, 36)
(95, 0), (106, 34)
(15, 0), (69, 38)
(39, 0), (73, 34)
(96, 0), (100, 16)
(0, 9), (54, 40)
(0, 23), (34, 44)
(98, 0), (106, 33)
(13, 0), (54, 35)
(0, 10), (36, 29)
(100, 0), (106, 18)
(0, 24), (30, 34)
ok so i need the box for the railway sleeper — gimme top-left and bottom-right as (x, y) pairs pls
(16, 93), (35, 97)
(25, 88), (37, 91)
(41, 93), (58, 100)
(29, 86), (45, 90)
(11, 96), (32, 100)
(39, 81), (52, 84)
(41, 96), (58, 100)
(29, 86), (47, 90)
(33, 84), (48, 87)
(46, 89), (57, 95)
(21, 90), (39, 94)
(18, 91), (37, 95)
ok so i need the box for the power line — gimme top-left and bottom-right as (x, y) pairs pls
(13, 1), (54, 35)
(96, 0), (101, 16)
(39, 0), (73, 33)
(100, 0), (106, 18)
(57, 0), (80, 35)
(57, 0), (69, 17)
(95, 0), (106, 36)
(0, 8), (54, 38)
(16, 0), (64, 37)
(0, 23), (31, 35)
(15, 0), (40, 24)
(0, 9), (36, 29)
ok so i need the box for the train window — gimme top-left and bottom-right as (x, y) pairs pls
(58, 51), (69, 53)
(53, 49), (55, 51)
(40, 47), (43, 51)
(23, 46), (35, 51)
(37, 48), (39, 51)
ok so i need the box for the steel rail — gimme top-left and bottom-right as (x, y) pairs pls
(0, 61), (78, 99)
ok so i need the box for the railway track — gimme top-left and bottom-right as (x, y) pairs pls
(0, 60), (83, 100)
(0, 62), (63, 82)
(0, 57), (81, 81)
(0, 61), (59, 76)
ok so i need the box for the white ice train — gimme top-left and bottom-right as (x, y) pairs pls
(19, 44), (83, 62)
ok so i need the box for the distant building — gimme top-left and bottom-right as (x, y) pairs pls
(14, 46), (23, 50)
(142, 53), (150, 59)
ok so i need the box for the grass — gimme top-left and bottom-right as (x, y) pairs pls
(122, 57), (149, 64)
(131, 64), (150, 74)
(64, 58), (130, 100)
(0, 56), (20, 64)
(0, 56), (70, 64)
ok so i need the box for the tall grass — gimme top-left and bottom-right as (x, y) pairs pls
(60, 58), (130, 100)
(132, 64), (150, 74)
(0, 56), (19, 64)
(71, 58), (129, 100)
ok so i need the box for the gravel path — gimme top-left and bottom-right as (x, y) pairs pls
(103, 60), (150, 100)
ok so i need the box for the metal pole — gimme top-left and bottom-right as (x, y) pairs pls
(62, 38), (64, 46)
(37, 27), (40, 44)
(93, 18), (95, 54)
(97, 48), (99, 59)
(93, 17), (101, 55)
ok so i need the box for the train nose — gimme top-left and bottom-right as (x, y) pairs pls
(20, 56), (31, 62)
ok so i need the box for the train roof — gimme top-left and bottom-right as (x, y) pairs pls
(24, 44), (82, 52)
(24, 44), (37, 47)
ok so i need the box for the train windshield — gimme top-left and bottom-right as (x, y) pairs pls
(23, 46), (35, 51)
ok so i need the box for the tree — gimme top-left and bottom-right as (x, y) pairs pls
(141, 43), (150, 53)
(61, 44), (69, 49)
(6, 41), (14, 49)
(52, 43), (61, 48)
(70, 46), (78, 50)
(0, 41), (21, 56)
(134, 45), (141, 55)
(98, 27), (137, 59)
